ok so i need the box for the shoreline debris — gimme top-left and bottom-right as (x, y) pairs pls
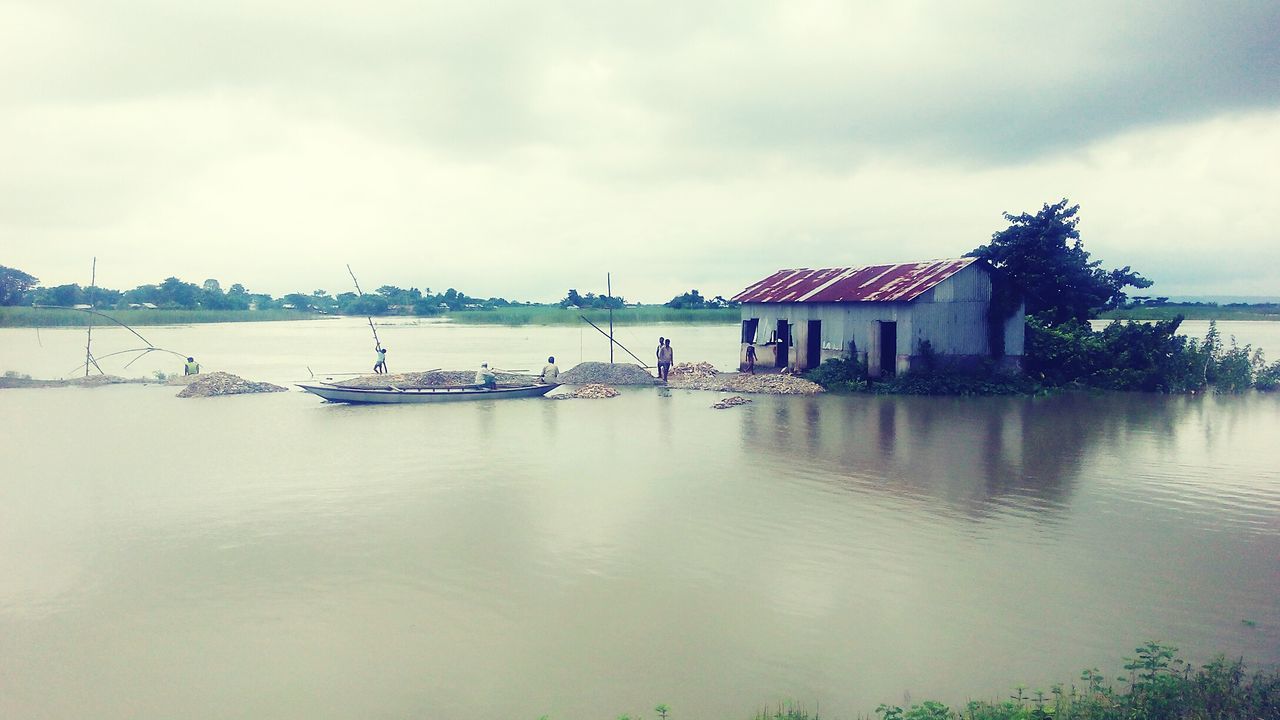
(712, 395), (752, 409)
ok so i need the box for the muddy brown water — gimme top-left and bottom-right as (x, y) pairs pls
(1, 319), (1278, 719)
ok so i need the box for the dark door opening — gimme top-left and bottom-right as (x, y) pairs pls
(806, 320), (821, 370)
(879, 321), (897, 377)
(775, 320), (790, 368)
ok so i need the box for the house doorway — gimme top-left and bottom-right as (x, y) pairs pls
(775, 320), (790, 368)
(806, 320), (822, 370)
(878, 321), (897, 377)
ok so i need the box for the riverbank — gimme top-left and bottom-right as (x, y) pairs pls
(0, 306), (312, 327)
(1101, 304), (1280, 321)
(0, 373), (160, 389)
(0, 305), (739, 328)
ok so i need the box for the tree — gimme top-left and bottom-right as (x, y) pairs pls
(967, 200), (1151, 326)
(559, 289), (584, 308)
(38, 283), (85, 306)
(665, 289), (706, 309)
(0, 265), (38, 305)
(282, 292), (313, 310)
(157, 277), (201, 308)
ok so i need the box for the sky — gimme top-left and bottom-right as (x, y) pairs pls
(2, 0), (1278, 303)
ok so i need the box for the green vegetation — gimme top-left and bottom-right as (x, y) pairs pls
(871, 643), (1278, 720)
(450, 305), (739, 325)
(967, 200), (1151, 326)
(808, 319), (1280, 395)
(0, 264), (740, 326)
(1102, 303), (1280, 321)
(535, 645), (1279, 719)
(0, 306), (302, 327)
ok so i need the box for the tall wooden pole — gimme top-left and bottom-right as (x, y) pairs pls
(607, 272), (613, 364)
(84, 257), (96, 376)
(347, 264), (382, 349)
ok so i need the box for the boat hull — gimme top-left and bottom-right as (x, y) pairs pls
(297, 382), (559, 404)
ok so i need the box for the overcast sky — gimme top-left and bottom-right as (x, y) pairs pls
(3, 1), (1278, 302)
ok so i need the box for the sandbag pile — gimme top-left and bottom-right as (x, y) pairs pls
(176, 372), (287, 398)
(556, 362), (656, 385)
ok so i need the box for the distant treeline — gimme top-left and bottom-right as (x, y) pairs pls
(0, 264), (738, 317)
(1102, 301), (1280, 321)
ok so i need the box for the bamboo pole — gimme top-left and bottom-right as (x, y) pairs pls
(607, 272), (613, 364)
(346, 264), (383, 353)
(84, 257), (102, 376)
(579, 315), (649, 367)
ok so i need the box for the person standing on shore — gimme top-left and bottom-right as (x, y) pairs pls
(745, 343), (757, 374)
(373, 346), (388, 374)
(657, 338), (674, 381)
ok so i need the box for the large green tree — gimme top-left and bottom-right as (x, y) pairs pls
(0, 265), (38, 305)
(968, 200), (1151, 326)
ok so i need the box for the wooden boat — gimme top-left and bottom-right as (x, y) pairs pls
(296, 381), (559, 404)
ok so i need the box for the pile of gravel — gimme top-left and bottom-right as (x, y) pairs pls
(712, 395), (752, 409)
(566, 383), (621, 399)
(669, 371), (824, 395)
(556, 362), (656, 386)
(670, 361), (719, 381)
(332, 370), (539, 389)
(177, 372), (287, 398)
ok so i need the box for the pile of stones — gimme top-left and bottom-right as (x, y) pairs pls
(711, 395), (752, 409)
(668, 361), (719, 381)
(667, 366), (823, 395)
(176, 372), (287, 398)
(556, 362), (656, 386)
(567, 383), (621, 399)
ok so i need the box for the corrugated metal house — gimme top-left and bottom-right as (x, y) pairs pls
(731, 258), (1024, 377)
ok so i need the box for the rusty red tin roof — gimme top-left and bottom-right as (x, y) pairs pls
(732, 258), (978, 303)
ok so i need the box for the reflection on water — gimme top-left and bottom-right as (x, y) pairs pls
(1, 327), (1278, 720)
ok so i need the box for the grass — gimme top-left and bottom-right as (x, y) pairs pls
(1101, 304), (1280, 321)
(446, 306), (740, 325)
(0, 305), (739, 328)
(0, 307), (318, 327)
(566, 645), (1279, 720)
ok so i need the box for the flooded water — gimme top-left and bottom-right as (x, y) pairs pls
(2, 319), (1279, 719)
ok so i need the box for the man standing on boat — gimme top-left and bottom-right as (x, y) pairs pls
(540, 356), (559, 384)
(373, 346), (388, 374)
(476, 362), (497, 389)
(184, 356), (200, 375)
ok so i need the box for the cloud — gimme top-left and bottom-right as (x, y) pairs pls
(1, 1), (1277, 300)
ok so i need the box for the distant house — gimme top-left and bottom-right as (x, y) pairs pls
(128, 302), (158, 309)
(731, 258), (1024, 377)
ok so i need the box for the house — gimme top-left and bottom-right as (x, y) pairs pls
(731, 258), (1024, 377)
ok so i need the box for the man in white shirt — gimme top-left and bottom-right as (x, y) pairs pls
(540, 356), (559, 384)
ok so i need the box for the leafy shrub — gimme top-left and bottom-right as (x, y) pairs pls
(803, 356), (866, 392)
(876, 369), (1037, 396)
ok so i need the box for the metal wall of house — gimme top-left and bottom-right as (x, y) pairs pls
(738, 264), (1024, 373)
